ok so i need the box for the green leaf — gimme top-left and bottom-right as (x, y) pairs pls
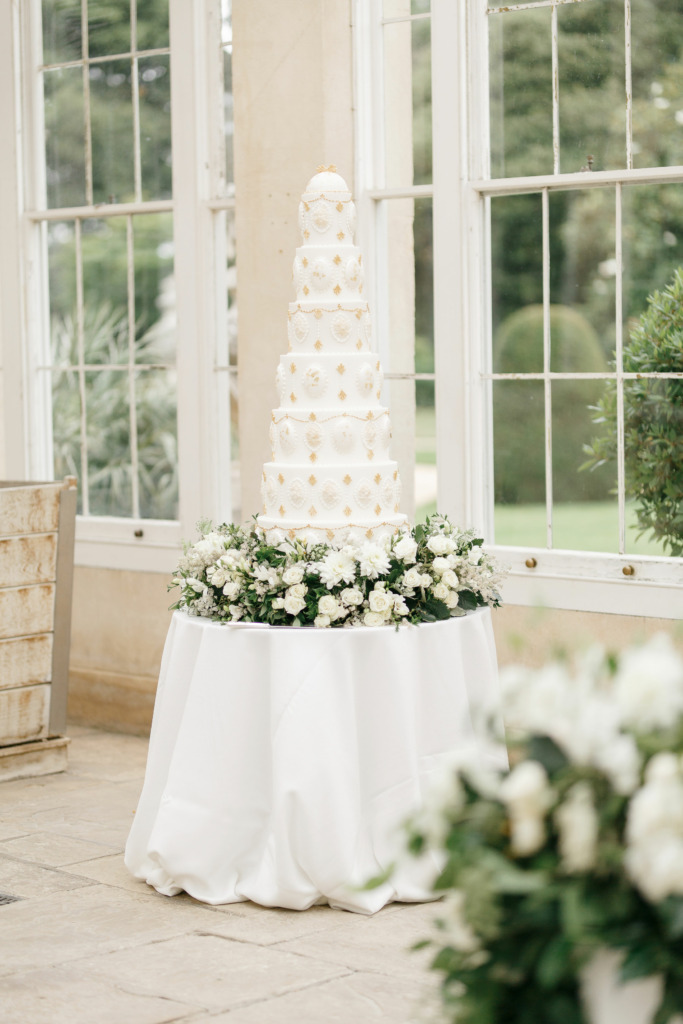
(363, 863), (395, 890)
(527, 735), (569, 775)
(535, 936), (573, 989)
(457, 590), (478, 611)
(619, 943), (662, 981)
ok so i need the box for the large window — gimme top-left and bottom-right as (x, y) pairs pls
(1, 0), (237, 570)
(355, 0), (683, 614)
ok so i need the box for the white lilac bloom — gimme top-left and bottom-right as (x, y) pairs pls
(614, 635), (683, 732)
(358, 541), (391, 580)
(193, 532), (227, 563)
(555, 783), (599, 873)
(625, 753), (683, 902)
(318, 548), (357, 588)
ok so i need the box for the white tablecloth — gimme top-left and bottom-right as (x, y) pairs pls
(125, 608), (506, 914)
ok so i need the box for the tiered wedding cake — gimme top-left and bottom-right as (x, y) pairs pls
(258, 167), (407, 545)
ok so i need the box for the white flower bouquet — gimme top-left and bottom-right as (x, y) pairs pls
(407, 636), (683, 1024)
(169, 514), (506, 627)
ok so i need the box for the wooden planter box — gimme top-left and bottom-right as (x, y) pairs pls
(0, 478), (77, 781)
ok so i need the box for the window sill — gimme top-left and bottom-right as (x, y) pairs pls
(74, 516), (182, 574)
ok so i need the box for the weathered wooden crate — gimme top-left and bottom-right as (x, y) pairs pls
(0, 478), (77, 781)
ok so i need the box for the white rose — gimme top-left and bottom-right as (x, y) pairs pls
(318, 594), (339, 618)
(421, 574), (433, 587)
(219, 549), (241, 568)
(368, 589), (393, 615)
(286, 583), (307, 600)
(340, 587), (364, 607)
(228, 604), (243, 621)
(187, 578), (206, 594)
(272, 597), (285, 610)
(393, 535), (418, 563)
(555, 783), (599, 873)
(468, 547), (484, 565)
(427, 534), (449, 555)
(431, 556), (450, 575)
(403, 568), (423, 589)
(624, 754), (683, 901)
(509, 815), (546, 857)
(282, 564), (305, 586)
(442, 568), (458, 588)
(593, 733), (641, 795)
(314, 614), (331, 628)
(393, 593), (409, 616)
(363, 611), (386, 627)
(433, 582), (449, 601)
(283, 594), (307, 616)
(445, 591), (460, 609)
(222, 580), (241, 601)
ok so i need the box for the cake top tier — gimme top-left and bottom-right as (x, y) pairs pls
(299, 169), (356, 246)
(301, 168), (351, 201)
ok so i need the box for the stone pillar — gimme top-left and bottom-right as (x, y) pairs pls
(232, 0), (354, 522)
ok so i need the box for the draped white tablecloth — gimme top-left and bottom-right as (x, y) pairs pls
(125, 608), (506, 914)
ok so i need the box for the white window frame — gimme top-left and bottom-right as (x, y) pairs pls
(0, 0), (234, 573)
(353, 0), (683, 618)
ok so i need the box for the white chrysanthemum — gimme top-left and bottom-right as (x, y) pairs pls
(318, 548), (357, 588)
(358, 541), (391, 580)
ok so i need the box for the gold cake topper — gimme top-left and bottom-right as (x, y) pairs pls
(316, 164), (337, 173)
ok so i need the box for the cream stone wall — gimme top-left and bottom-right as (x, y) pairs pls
(232, 0), (354, 522)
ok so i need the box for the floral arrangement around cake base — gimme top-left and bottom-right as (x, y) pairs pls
(169, 514), (506, 628)
(406, 636), (683, 1024)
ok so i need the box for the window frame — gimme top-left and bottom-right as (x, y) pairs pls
(0, 0), (235, 573)
(353, 0), (683, 617)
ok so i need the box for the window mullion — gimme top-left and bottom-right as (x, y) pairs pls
(131, 0), (142, 203)
(542, 187), (553, 549)
(615, 183), (626, 555)
(74, 218), (90, 515)
(81, 0), (93, 206)
(126, 215), (140, 518)
(551, 2), (559, 174)
(624, 0), (633, 170)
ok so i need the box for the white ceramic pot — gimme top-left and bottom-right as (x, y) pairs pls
(580, 950), (663, 1024)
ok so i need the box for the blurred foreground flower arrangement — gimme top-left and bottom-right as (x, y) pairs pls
(408, 636), (683, 1024)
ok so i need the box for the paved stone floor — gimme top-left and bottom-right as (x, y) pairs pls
(0, 727), (443, 1023)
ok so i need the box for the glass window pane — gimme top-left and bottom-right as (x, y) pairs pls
(52, 367), (83, 509)
(89, 60), (134, 204)
(557, 1), (625, 173)
(622, 183), (683, 324)
(47, 222), (77, 362)
(382, 17), (432, 188)
(85, 368), (133, 516)
(549, 189), (615, 371)
(44, 67), (86, 209)
(138, 55), (172, 200)
(414, 197), (433, 374)
(631, 0), (683, 170)
(489, 7), (552, 179)
(42, 0), (82, 64)
(552, 379), (617, 552)
(81, 218), (129, 364)
(136, 0), (170, 51)
(415, 378), (436, 523)
(88, 0), (131, 58)
(493, 380), (546, 547)
(136, 368), (178, 519)
(492, 193), (543, 373)
(133, 213), (175, 361)
(223, 45), (234, 189)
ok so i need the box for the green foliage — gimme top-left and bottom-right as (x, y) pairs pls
(493, 305), (611, 503)
(584, 268), (683, 555)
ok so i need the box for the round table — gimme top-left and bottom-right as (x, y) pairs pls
(125, 608), (506, 914)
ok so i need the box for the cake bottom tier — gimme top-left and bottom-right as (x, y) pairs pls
(257, 513), (407, 547)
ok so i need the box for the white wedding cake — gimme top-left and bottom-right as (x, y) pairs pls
(258, 167), (407, 545)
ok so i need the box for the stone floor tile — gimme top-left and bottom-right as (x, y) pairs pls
(274, 901), (441, 979)
(62, 852), (154, 893)
(79, 932), (350, 1012)
(0, 855), (96, 897)
(190, 970), (440, 1024)
(66, 730), (150, 782)
(0, 830), (115, 866)
(2, 965), (198, 1024)
(201, 899), (403, 947)
(0, 883), (228, 975)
